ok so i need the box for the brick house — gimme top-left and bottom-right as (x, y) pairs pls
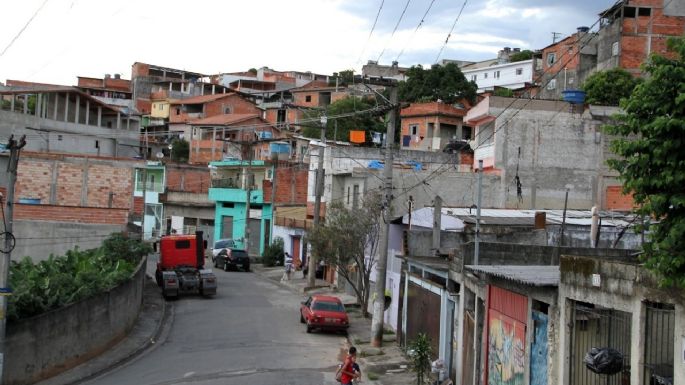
(399, 101), (471, 153)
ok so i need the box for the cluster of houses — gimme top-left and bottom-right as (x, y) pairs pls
(1, 0), (684, 384)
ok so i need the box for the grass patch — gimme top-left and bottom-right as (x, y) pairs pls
(367, 372), (380, 381)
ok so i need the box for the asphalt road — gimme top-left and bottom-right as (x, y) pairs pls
(83, 268), (346, 385)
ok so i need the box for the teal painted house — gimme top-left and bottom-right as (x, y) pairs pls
(208, 160), (273, 256)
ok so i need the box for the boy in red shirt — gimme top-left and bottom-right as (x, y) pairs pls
(339, 346), (358, 384)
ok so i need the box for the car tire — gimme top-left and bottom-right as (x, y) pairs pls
(223, 262), (229, 272)
(214, 260), (218, 268)
(300, 313), (305, 323)
(245, 265), (250, 272)
(306, 324), (312, 333)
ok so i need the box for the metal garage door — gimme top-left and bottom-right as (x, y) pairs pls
(406, 280), (441, 360)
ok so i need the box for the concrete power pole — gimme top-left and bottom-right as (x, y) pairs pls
(0, 135), (27, 380)
(244, 133), (254, 254)
(307, 115), (327, 288)
(371, 87), (398, 347)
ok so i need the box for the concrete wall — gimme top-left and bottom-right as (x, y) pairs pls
(3, 256), (146, 385)
(0, 110), (139, 158)
(558, 255), (685, 385)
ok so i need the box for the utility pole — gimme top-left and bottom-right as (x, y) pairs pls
(371, 86), (397, 347)
(474, 159), (483, 265)
(140, 132), (148, 240)
(307, 115), (327, 288)
(1, 135), (27, 380)
(244, 131), (254, 254)
(270, 154), (278, 245)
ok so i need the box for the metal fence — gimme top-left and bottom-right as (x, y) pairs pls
(569, 301), (632, 385)
(644, 302), (675, 385)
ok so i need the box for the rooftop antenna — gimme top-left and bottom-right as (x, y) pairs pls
(552, 32), (563, 44)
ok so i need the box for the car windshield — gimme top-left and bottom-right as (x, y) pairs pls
(215, 240), (234, 249)
(312, 301), (344, 312)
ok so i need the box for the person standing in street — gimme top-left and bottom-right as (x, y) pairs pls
(284, 252), (293, 281)
(339, 346), (358, 385)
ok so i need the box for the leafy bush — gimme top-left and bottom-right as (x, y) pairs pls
(408, 333), (432, 385)
(582, 68), (640, 106)
(261, 237), (285, 267)
(7, 233), (149, 321)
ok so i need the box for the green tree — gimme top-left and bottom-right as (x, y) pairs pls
(604, 37), (685, 287)
(509, 49), (534, 62)
(582, 68), (640, 106)
(171, 138), (189, 163)
(398, 62), (477, 104)
(306, 192), (383, 317)
(329, 69), (355, 86)
(493, 87), (514, 97)
(301, 96), (385, 142)
(408, 333), (432, 385)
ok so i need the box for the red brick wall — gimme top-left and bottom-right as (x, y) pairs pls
(87, 164), (133, 208)
(263, 166), (309, 204)
(15, 157), (136, 210)
(57, 163), (84, 206)
(78, 77), (103, 88)
(204, 94), (260, 117)
(131, 62), (150, 78)
(15, 160), (53, 203)
(15, 204), (129, 225)
(133, 196), (144, 215)
(293, 91), (320, 108)
(166, 167), (210, 193)
(605, 186), (635, 211)
(137, 99), (151, 115)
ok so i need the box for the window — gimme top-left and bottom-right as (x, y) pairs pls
(547, 78), (557, 90)
(224, 106), (232, 114)
(494, 71), (500, 79)
(471, 75), (477, 82)
(176, 108), (180, 115)
(57, 134), (63, 141)
(484, 73), (488, 79)
(624, 6), (636, 18)
(612, 41), (619, 56)
(410, 124), (418, 136)
(547, 52), (556, 66)
(352, 184), (359, 209)
(305, 95), (312, 102)
(638, 7), (651, 17)
(175, 240), (191, 249)
(516, 68), (523, 75)
(477, 122), (495, 146)
(95, 140), (99, 149)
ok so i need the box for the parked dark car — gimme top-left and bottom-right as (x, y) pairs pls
(214, 248), (250, 272)
(300, 295), (349, 334)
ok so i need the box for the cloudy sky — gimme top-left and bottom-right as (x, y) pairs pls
(0, 0), (617, 85)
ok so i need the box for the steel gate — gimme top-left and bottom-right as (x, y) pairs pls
(407, 280), (441, 360)
(569, 302), (632, 385)
(643, 302), (675, 385)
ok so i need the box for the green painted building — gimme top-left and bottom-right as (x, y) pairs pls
(208, 160), (273, 256)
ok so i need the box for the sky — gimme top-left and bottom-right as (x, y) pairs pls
(0, 0), (619, 85)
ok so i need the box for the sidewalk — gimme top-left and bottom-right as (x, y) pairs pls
(252, 265), (417, 385)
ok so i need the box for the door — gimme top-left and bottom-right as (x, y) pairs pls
(248, 218), (261, 256)
(462, 310), (475, 385)
(407, 280), (441, 359)
(222, 216), (233, 239)
(292, 236), (301, 266)
(530, 311), (548, 385)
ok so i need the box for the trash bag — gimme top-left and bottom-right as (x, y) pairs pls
(583, 347), (624, 375)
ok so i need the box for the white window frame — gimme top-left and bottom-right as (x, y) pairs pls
(547, 78), (557, 90)
(547, 52), (556, 66)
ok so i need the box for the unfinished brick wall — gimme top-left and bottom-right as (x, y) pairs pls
(263, 166), (309, 204)
(15, 160), (53, 203)
(605, 186), (635, 211)
(204, 94), (261, 116)
(14, 204), (129, 225)
(166, 166), (211, 193)
(87, 164), (133, 208)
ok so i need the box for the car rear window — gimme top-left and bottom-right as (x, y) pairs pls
(312, 301), (344, 312)
(230, 250), (248, 258)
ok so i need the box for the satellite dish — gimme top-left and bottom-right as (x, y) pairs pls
(155, 152), (164, 159)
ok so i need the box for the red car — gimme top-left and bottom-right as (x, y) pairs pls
(300, 295), (349, 334)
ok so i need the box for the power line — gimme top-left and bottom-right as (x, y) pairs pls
(356, 0), (385, 66)
(376, 0), (412, 63)
(434, 0), (467, 64)
(0, 0), (50, 58)
(395, 0), (437, 62)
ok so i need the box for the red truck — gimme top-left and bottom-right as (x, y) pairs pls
(155, 231), (216, 299)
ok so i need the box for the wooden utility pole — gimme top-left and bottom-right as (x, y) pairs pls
(0, 135), (27, 380)
(244, 132), (254, 254)
(307, 115), (327, 288)
(371, 87), (398, 347)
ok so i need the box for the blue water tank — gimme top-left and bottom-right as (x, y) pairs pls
(562, 90), (586, 104)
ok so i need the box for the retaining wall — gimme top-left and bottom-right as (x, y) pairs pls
(3, 256), (146, 385)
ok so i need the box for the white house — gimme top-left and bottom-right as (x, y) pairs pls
(461, 59), (534, 93)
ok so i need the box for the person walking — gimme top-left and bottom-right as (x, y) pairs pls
(338, 346), (358, 385)
(284, 252), (293, 281)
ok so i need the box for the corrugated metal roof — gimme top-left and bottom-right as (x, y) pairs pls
(465, 265), (560, 286)
(443, 208), (636, 227)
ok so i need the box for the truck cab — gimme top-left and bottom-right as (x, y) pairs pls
(155, 231), (216, 298)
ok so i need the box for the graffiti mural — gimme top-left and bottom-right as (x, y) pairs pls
(488, 311), (526, 385)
